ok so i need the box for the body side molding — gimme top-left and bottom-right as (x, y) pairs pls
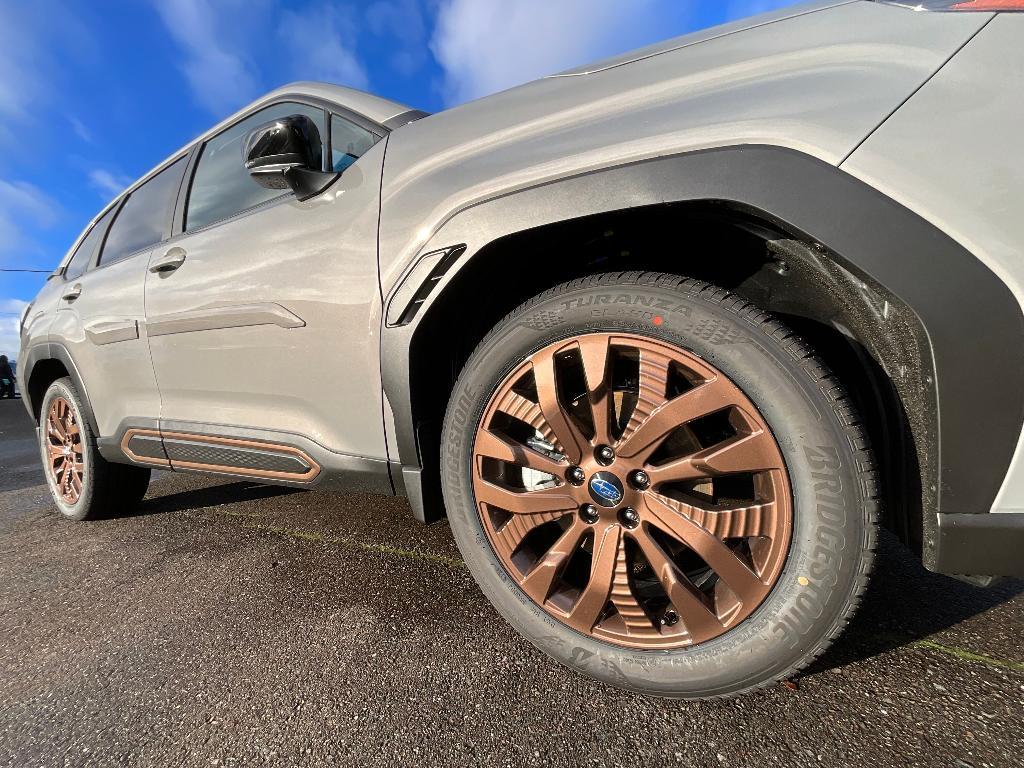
(84, 319), (140, 346)
(145, 302), (305, 337)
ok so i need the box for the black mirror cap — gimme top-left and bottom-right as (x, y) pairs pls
(243, 114), (336, 198)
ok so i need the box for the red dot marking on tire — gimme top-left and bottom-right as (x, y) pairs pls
(652, 315), (664, 326)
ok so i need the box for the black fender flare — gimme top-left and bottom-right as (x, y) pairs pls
(21, 342), (102, 437)
(381, 144), (1024, 529)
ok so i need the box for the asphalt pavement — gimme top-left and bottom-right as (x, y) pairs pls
(0, 398), (1021, 767)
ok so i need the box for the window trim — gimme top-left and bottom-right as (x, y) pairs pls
(93, 154), (191, 272)
(327, 111), (380, 174)
(61, 205), (119, 282)
(173, 94), (385, 237)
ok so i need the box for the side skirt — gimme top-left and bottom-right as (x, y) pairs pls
(99, 421), (394, 494)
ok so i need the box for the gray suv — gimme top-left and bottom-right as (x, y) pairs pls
(17, 0), (1024, 698)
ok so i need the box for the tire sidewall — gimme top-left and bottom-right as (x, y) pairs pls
(39, 379), (95, 521)
(441, 277), (870, 697)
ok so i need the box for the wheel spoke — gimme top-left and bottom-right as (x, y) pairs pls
(620, 347), (671, 439)
(475, 478), (578, 515)
(606, 530), (658, 636)
(520, 520), (588, 604)
(658, 494), (781, 540)
(617, 376), (735, 462)
(475, 428), (567, 477)
(531, 347), (588, 465)
(644, 494), (766, 602)
(631, 527), (724, 640)
(491, 389), (558, 446)
(491, 510), (572, 561)
(48, 411), (66, 441)
(646, 429), (781, 485)
(575, 335), (614, 446)
(566, 524), (621, 633)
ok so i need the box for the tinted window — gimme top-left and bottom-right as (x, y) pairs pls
(186, 102), (326, 232)
(330, 114), (378, 173)
(64, 207), (116, 281)
(100, 157), (187, 266)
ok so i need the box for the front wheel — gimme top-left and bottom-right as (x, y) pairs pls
(441, 273), (877, 698)
(39, 378), (151, 521)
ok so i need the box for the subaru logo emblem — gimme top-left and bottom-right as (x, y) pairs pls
(588, 472), (624, 508)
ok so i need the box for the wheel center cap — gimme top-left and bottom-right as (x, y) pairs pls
(588, 471), (624, 508)
(62, 446), (72, 457)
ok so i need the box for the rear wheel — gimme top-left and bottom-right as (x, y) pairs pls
(441, 272), (877, 698)
(39, 378), (151, 521)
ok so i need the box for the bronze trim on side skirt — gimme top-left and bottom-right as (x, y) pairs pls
(120, 428), (321, 481)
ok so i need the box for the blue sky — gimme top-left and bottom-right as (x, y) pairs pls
(0, 0), (797, 357)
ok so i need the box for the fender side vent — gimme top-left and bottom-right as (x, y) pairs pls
(386, 244), (466, 327)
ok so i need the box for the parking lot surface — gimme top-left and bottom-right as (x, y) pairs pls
(0, 399), (1021, 767)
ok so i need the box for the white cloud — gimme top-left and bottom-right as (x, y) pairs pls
(0, 2), (94, 144)
(0, 299), (28, 358)
(0, 181), (59, 259)
(88, 169), (132, 201)
(70, 116), (92, 143)
(0, 6), (42, 126)
(0, 299), (29, 314)
(0, 313), (24, 360)
(430, 0), (692, 105)
(153, 0), (266, 116)
(279, 2), (369, 90)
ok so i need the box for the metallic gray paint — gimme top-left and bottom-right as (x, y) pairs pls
(841, 14), (1024, 515)
(144, 302), (305, 337)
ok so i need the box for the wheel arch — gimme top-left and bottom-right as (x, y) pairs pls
(380, 145), (1024, 571)
(22, 343), (100, 436)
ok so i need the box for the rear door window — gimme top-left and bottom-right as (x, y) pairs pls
(64, 207), (116, 281)
(99, 157), (187, 266)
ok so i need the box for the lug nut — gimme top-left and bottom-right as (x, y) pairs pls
(661, 609), (679, 627)
(619, 507), (640, 529)
(579, 504), (600, 524)
(566, 466), (586, 485)
(596, 445), (615, 464)
(630, 469), (650, 490)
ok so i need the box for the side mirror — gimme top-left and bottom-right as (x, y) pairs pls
(243, 114), (337, 200)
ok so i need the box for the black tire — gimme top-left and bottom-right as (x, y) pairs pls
(39, 378), (151, 521)
(441, 272), (878, 698)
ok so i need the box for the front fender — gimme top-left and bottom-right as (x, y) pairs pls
(380, 145), (1024, 542)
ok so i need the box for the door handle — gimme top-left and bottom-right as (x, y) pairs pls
(150, 247), (187, 274)
(62, 284), (82, 301)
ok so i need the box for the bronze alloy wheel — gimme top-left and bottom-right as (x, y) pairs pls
(45, 396), (85, 506)
(471, 332), (793, 649)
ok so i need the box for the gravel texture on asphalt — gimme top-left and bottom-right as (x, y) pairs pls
(1, 400), (1022, 767)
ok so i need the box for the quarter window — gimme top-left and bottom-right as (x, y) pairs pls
(330, 114), (378, 173)
(99, 157), (187, 266)
(186, 102), (327, 232)
(64, 207), (116, 280)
